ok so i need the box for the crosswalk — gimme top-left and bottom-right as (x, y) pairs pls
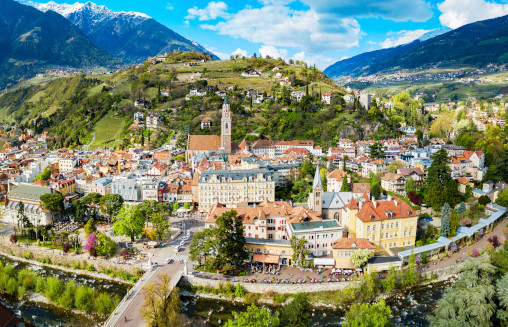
(166, 254), (188, 262)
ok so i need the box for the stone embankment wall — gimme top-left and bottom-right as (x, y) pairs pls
(181, 275), (358, 294)
(0, 242), (137, 282)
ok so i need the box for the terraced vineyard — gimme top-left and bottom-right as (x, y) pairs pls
(89, 114), (128, 148)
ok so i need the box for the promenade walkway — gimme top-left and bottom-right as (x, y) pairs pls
(429, 218), (507, 271)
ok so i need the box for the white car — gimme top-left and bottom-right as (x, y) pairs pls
(175, 246), (180, 252)
(164, 258), (173, 264)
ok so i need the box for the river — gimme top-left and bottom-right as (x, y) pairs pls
(0, 255), (130, 327)
(0, 253), (452, 327)
(181, 280), (454, 326)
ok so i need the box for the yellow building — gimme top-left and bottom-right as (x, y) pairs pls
(342, 195), (418, 251)
(244, 238), (293, 265)
(52, 179), (76, 195)
(331, 237), (376, 268)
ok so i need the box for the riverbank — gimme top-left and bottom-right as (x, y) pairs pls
(180, 277), (455, 327)
(0, 250), (134, 286)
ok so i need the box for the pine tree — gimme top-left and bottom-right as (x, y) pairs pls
(457, 202), (466, 216)
(450, 209), (458, 237)
(340, 175), (351, 192)
(441, 203), (451, 237)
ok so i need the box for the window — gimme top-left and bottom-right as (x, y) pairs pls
(373, 226), (376, 231)
(367, 226), (370, 231)
(395, 222), (398, 228)
(408, 241), (411, 245)
(403, 241), (405, 246)
(372, 235), (375, 241)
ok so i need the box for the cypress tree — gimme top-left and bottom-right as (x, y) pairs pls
(441, 203), (451, 237)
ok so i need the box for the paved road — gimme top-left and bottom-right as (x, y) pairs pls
(105, 214), (204, 327)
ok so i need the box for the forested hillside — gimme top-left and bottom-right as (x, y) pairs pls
(0, 54), (427, 149)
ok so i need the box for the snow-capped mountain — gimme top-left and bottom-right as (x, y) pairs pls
(18, 0), (217, 63)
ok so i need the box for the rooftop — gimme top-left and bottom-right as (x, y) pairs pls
(291, 220), (340, 231)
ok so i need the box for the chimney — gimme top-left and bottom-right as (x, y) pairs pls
(373, 199), (377, 208)
(393, 199), (398, 207)
(359, 200), (363, 210)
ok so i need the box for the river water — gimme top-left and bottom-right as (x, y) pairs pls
(181, 279), (454, 326)
(0, 252), (452, 327)
(0, 255), (130, 327)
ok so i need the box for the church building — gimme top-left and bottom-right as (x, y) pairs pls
(186, 97), (238, 162)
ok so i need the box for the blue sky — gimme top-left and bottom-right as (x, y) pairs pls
(32, 0), (508, 69)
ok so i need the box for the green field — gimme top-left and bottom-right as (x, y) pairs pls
(89, 114), (128, 149)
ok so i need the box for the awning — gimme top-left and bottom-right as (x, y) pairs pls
(253, 254), (280, 264)
(313, 258), (335, 266)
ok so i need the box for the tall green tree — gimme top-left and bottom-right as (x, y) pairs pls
(290, 235), (308, 268)
(369, 142), (385, 159)
(428, 257), (497, 327)
(151, 212), (170, 243)
(99, 194), (124, 224)
(40, 193), (64, 223)
(280, 293), (311, 327)
(340, 175), (351, 192)
(494, 148), (508, 182)
(343, 299), (392, 327)
(113, 205), (146, 242)
(405, 178), (418, 194)
(425, 149), (455, 209)
(440, 203), (451, 237)
(189, 228), (214, 266)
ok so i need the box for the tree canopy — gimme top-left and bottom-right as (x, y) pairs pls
(113, 205), (146, 242)
(224, 304), (280, 327)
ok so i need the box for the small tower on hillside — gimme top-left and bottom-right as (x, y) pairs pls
(310, 165), (323, 215)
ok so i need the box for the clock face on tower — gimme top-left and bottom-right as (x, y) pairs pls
(224, 112), (230, 119)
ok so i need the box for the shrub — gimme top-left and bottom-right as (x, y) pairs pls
(86, 264), (96, 271)
(6, 277), (18, 295)
(75, 286), (95, 313)
(478, 195), (491, 206)
(235, 283), (246, 298)
(94, 292), (119, 314)
(488, 235), (501, 248)
(10, 234), (17, 244)
(22, 251), (32, 259)
(471, 248), (480, 258)
(35, 277), (46, 294)
(17, 269), (36, 289)
(484, 243), (494, 253)
(18, 286), (27, 299)
(45, 277), (64, 302)
(62, 243), (70, 253)
(59, 280), (77, 309)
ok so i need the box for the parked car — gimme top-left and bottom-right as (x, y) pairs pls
(175, 246), (180, 252)
(165, 258), (173, 264)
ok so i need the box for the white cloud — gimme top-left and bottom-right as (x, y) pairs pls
(291, 52), (336, 70)
(186, 1), (228, 21)
(259, 45), (288, 59)
(202, 5), (361, 52)
(166, 3), (173, 10)
(438, 0), (508, 29)
(381, 29), (431, 48)
(300, 0), (433, 22)
(231, 48), (248, 58)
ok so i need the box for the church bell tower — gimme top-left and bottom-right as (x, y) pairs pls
(221, 96), (232, 154)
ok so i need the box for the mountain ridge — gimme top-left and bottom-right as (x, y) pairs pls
(0, 0), (117, 89)
(324, 15), (508, 79)
(19, 0), (218, 63)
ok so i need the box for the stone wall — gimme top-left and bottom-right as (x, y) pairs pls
(181, 275), (358, 294)
(0, 241), (140, 276)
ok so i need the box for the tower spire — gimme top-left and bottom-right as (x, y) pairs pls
(313, 165), (322, 189)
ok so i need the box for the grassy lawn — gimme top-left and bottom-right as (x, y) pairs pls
(87, 84), (104, 97)
(89, 114), (128, 148)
